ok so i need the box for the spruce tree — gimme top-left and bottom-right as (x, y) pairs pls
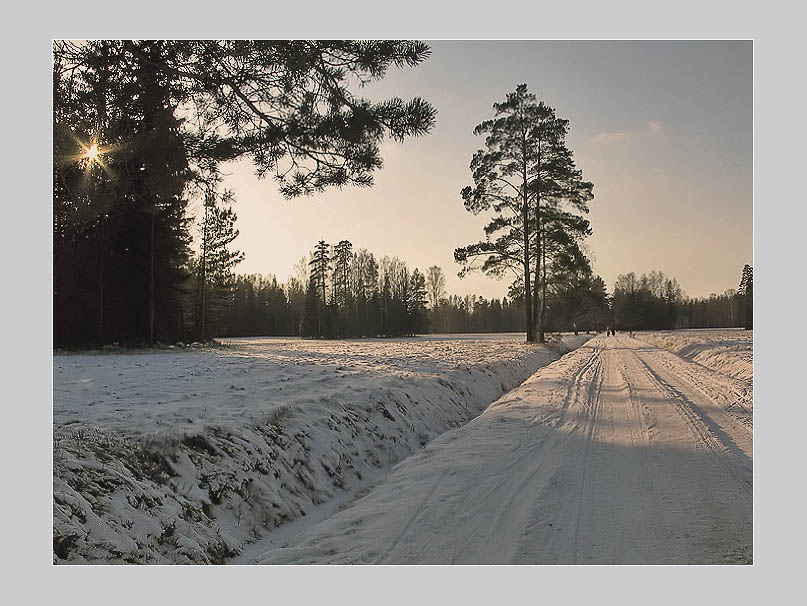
(407, 269), (429, 334)
(302, 275), (322, 338)
(125, 41), (191, 345)
(309, 241), (331, 305)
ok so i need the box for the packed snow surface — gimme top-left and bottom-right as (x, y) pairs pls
(53, 333), (588, 563)
(259, 333), (752, 565)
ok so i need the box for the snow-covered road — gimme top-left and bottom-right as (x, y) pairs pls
(259, 334), (753, 565)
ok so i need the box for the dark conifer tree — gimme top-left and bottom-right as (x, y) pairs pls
(301, 275), (322, 338)
(739, 264), (753, 330)
(407, 269), (429, 334)
(332, 240), (354, 308)
(455, 84), (593, 343)
(53, 40), (192, 345)
(309, 241), (331, 305)
(122, 41), (191, 345)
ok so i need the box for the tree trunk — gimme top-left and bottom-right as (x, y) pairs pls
(97, 215), (105, 343)
(534, 140), (545, 344)
(95, 44), (108, 345)
(54, 217), (61, 344)
(522, 201), (534, 343)
(532, 232), (540, 340)
(148, 209), (155, 345)
(200, 203), (208, 342)
(538, 245), (547, 343)
(522, 135), (535, 343)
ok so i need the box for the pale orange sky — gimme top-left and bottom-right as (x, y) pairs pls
(222, 41), (752, 300)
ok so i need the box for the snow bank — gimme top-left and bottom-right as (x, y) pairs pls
(638, 329), (752, 382)
(53, 333), (589, 563)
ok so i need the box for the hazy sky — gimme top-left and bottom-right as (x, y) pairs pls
(223, 40), (752, 300)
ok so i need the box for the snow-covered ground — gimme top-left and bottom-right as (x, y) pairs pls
(53, 333), (589, 563)
(638, 329), (752, 382)
(259, 333), (752, 565)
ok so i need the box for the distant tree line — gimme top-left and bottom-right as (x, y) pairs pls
(198, 240), (427, 338)
(301, 240), (428, 338)
(151, 260), (752, 340)
(202, 257), (611, 338)
(611, 271), (685, 331)
(611, 266), (753, 331)
(428, 295), (524, 334)
(215, 274), (302, 338)
(427, 266), (610, 335)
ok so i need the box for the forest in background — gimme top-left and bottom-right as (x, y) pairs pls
(53, 41), (752, 348)
(200, 245), (752, 340)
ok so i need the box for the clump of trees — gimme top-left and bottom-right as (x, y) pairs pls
(191, 169), (245, 342)
(191, 240), (431, 339)
(223, 274), (301, 337)
(209, 261), (605, 338)
(300, 241), (428, 338)
(677, 291), (745, 329)
(612, 271), (685, 331)
(424, 266), (608, 335)
(611, 266), (753, 331)
(454, 84), (596, 343)
(53, 40), (436, 347)
(428, 294), (524, 334)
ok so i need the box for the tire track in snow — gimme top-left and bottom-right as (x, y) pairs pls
(569, 353), (604, 563)
(450, 345), (604, 564)
(633, 354), (752, 489)
(642, 346), (753, 435)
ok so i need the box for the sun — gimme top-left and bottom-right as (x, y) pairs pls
(79, 142), (103, 171)
(84, 143), (100, 163)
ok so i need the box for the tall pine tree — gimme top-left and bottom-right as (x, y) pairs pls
(455, 85), (593, 342)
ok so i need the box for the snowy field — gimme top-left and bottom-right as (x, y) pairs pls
(638, 329), (752, 382)
(53, 333), (589, 563)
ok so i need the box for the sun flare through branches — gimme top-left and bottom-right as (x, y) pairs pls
(79, 142), (101, 169)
